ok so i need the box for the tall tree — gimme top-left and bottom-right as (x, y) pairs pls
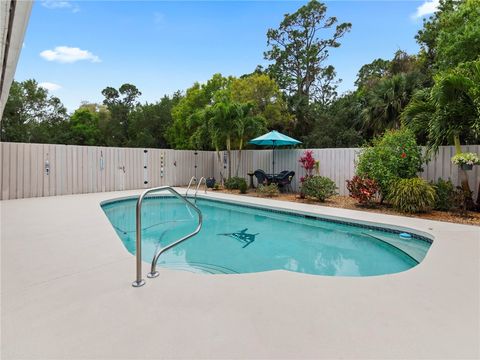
(230, 73), (291, 131)
(167, 74), (230, 150)
(232, 103), (266, 176)
(415, 0), (465, 80)
(1, 79), (68, 143)
(66, 108), (101, 146)
(101, 84), (141, 146)
(264, 0), (351, 137)
(128, 94), (181, 148)
(402, 60), (480, 195)
(306, 93), (363, 148)
(361, 71), (423, 136)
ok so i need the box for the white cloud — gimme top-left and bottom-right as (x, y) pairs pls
(413, 0), (440, 18)
(40, 46), (101, 64)
(154, 12), (166, 25)
(41, 0), (80, 13)
(39, 82), (62, 92)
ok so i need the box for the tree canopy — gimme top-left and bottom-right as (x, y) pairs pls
(2, 0), (479, 165)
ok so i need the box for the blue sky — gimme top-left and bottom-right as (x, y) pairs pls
(15, 0), (438, 112)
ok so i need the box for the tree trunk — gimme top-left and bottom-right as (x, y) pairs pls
(227, 136), (232, 179)
(454, 135), (470, 191)
(235, 138), (243, 177)
(215, 146), (224, 186)
(454, 134), (474, 210)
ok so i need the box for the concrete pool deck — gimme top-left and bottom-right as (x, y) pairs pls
(1, 189), (479, 359)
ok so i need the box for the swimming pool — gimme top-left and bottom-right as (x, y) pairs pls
(101, 195), (432, 277)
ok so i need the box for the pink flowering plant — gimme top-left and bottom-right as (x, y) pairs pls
(299, 150), (316, 183)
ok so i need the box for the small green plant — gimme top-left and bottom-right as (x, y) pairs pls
(387, 177), (435, 213)
(224, 177), (247, 190)
(301, 176), (337, 202)
(451, 152), (480, 166)
(239, 180), (248, 194)
(213, 183), (220, 190)
(257, 183), (279, 197)
(431, 178), (455, 211)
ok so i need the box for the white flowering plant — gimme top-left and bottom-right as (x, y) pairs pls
(451, 152), (480, 166)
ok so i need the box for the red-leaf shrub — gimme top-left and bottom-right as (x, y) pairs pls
(299, 150), (316, 182)
(346, 176), (379, 206)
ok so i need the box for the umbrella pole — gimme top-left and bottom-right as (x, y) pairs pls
(272, 142), (275, 175)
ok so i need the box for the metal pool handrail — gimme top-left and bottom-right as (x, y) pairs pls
(185, 176), (196, 198)
(132, 186), (203, 287)
(194, 176), (207, 203)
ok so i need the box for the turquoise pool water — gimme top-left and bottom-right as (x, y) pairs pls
(101, 196), (432, 276)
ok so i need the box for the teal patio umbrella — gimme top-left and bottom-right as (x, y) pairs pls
(249, 130), (302, 174)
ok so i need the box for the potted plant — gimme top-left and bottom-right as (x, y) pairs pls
(451, 153), (480, 171)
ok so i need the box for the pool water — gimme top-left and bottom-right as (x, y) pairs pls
(101, 196), (432, 276)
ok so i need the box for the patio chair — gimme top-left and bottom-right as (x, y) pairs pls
(253, 169), (272, 186)
(275, 171), (295, 193)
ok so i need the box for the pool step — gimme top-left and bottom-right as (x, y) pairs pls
(158, 261), (238, 274)
(362, 233), (429, 263)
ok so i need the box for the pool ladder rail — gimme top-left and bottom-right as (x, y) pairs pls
(132, 186), (203, 288)
(185, 176), (208, 203)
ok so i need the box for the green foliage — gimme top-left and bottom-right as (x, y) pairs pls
(356, 129), (423, 198)
(67, 109), (101, 145)
(239, 180), (248, 194)
(355, 58), (390, 89)
(387, 177), (436, 213)
(435, 0), (480, 72)
(402, 60), (480, 153)
(264, 0), (351, 137)
(1, 80), (68, 143)
(101, 84), (142, 146)
(306, 94), (364, 148)
(167, 73), (231, 150)
(224, 177), (247, 190)
(300, 175), (337, 201)
(431, 178), (455, 211)
(256, 183), (280, 197)
(230, 73), (291, 131)
(361, 71), (424, 135)
(127, 95), (180, 148)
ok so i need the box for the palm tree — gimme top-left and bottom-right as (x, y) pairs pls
(362, 72), (421, 136)
(402, 60), (480, 194)
(207, 101), (267, 179)
(233, 103), (266, 176)
(208, 101), (239, 179)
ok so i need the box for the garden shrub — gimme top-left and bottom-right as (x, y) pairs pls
(239, 180), (248, 194)
(346, 176), (379, 206)
(257, 183), (279, 197)
(387, 177), (436, 213)
(225, 177), (247, 190)
(356, 129), (423, 199)
(431, 178), (455, 211)
(301, 176), (337, 202)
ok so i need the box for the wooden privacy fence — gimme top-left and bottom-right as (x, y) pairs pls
(1, 142), (479, 200)
(213, 145), (480, 198)
(0, 142), (213, 200)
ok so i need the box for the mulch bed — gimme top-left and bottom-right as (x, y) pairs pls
(210, 188), (480, 226)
